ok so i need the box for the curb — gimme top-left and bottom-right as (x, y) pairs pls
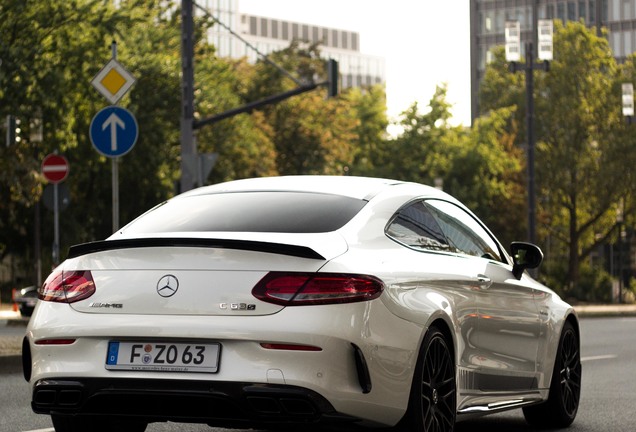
(573, 305), (636, 318)
(0, 354), (23, 374)
(3, 318), (29, 327)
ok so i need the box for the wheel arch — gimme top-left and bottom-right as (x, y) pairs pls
(427, 317), (456, 358)
(564, 312), (580, 341)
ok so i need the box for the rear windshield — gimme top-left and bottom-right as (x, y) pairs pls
(122, 192), (367, 234)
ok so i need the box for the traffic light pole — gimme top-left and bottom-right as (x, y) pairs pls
(179, 0), (338, 193)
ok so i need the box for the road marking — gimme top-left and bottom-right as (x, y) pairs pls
(25, 428), (54, 432)
(581, 354), (617, 362)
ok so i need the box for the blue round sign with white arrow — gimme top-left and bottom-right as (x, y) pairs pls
(89, 106), (138, 158)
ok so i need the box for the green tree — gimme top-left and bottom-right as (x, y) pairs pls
(242, 42), (359, 175)
(0, 0), (130, 274)
(0, 0), (191, 282)
(478, 20), (635, 295)
(445, 107), (526, 248)
(344, 84), (389, 176)
(380, 85), (458, 184)
(536, 21), (626, 292)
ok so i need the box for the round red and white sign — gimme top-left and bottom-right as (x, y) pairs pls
(41, 154), (70, 184)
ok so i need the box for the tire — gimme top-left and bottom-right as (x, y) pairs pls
(19, 305), (33, 317)
(52, 415), (147, 432)
(523, 320), (581, 428)
(399, 325), (456, 432)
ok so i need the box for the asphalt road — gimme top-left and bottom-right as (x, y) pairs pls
(1, 317), (635, 432)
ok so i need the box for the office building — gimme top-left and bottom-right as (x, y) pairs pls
(200, 0), (386, 90)
(470, 0), (636, 122)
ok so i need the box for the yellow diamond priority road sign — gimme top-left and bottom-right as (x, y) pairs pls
(91, 59), (136, 104)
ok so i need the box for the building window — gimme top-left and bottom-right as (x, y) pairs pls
(249, 16), (257, 35)
(312, 26), (319, 42)
(302, 24), (309, 40)
(611, 31), (620, 55)
(557, 3), (565, 21)
(495, 9), (505, 31)
(272, 19), (279, 39)
(292, 23), (299, 39)
(568, 2), (576, 20)
(624, 0), (632, 20)
(351, 32), (359, 50)
(589, 0), (596, 23)
(342, 31), (349, 49)
(260, 17), (268, 37)
(517, 8), (525, 29)
(579, 1), (587, 21)
(547, 4), (555, 19)
(624, 30), (632, 56)
(332, 29), (339, 47)
(282, 21), (289, 39)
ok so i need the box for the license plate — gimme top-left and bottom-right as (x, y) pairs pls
(106, 341), (220, 373)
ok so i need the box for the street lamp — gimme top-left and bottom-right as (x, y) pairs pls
(505, 19), (553, 249)
(622, 82), (634, 121)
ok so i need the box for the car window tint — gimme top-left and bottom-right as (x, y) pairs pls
(424, 200), (503, 262)
(122, 192), (367, 234)
(386, 201), (451, 251)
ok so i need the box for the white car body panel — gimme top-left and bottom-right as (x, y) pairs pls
(24, 176), (579, 430)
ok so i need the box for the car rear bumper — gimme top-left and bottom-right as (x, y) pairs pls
(32, 378), (359, 427)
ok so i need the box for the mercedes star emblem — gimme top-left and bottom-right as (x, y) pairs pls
(156, 274), (179, 298)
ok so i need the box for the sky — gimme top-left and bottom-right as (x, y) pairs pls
(238, 0), (471, 126)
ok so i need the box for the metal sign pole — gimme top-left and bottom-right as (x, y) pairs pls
(111, 41), (119, 232)
(112, 157), (119, 231)
(53, 182), (60, 265)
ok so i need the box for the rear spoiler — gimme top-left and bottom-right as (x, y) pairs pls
(67, 238), (325, 260)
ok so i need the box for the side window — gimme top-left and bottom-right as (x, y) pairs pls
(386, 201), (451, 252)
(424, 200), (503, 262)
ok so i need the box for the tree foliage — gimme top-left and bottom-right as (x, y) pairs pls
(480, 20), (635, 294)
(0, 0), (389, 287)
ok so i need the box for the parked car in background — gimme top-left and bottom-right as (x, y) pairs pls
(14, 286), (37, 317)
(23, 176), (581, 432)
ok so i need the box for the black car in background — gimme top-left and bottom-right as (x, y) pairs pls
(14, 286), (37, 317)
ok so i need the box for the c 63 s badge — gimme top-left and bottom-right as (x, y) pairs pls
(220, 302), (256, 311)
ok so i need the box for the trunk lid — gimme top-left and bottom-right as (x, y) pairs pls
(65, 233), (346, 316)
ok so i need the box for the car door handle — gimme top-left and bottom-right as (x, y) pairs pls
(476, 274), (493, 289)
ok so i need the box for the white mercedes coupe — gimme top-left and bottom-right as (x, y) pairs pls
(23, 176), (581, 432)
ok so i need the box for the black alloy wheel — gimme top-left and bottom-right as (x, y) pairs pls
(402, 326), (456, 432)
(559, 324), (582, 418)
(523, 320), (581, 428)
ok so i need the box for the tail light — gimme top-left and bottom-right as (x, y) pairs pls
(38, 269), (96, 303)
(252, 272), (384, 306)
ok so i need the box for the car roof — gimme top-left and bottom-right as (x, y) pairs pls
(178, 175), (444, 201)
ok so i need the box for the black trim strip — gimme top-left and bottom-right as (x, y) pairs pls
(67, 238), (325, 260)
(351, 343), (372, 394)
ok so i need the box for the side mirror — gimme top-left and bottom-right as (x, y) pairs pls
(510, 242), (544, 280)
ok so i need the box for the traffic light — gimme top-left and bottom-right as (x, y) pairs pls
(5, 115), (20, 147)
(327, 59), (339, 98)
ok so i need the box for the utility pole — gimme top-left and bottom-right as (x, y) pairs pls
(180, 0), (196, 193)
